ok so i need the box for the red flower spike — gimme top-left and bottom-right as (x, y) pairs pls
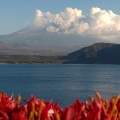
(53, 102), (63, 117)
(96, 92), (102, 100)
(28, 102), (35, 120)
(12, 112), (27, 120)
(85, 100), (102, 120)
(108, 95), (120, 119)
(55, 111), (61, 120)
(0, 110), (9, 120)
(61, 99), (84, 120)
(96, 92), (107, 116)
(40, 103), (54, 120)
(28, 111), (34, 120)
(89, 97), (95, 103)
(16, 94), (21, 105)
(38, 100), (46, 119)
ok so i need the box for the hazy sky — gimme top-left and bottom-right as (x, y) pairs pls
(0, 0), (120, 35)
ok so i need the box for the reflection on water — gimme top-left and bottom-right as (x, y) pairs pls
(0, 64), (119, 108)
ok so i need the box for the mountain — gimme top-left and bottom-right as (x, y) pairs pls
(63, 43), (120, 64)
(0, 28), (110, 55)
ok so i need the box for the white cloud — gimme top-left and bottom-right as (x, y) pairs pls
(31, 7), (120, 40)
(88, 7), (120, 34)
(32, 7), (83, 33)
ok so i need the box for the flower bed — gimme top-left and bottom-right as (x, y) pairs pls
(0, 92), (119, 120)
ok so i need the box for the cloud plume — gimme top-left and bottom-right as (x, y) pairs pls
(31, 7), (120, 40)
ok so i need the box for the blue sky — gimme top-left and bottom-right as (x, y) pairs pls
(0, 0), (120, 35)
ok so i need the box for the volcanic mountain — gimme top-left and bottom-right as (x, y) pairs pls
(0, 29), (104, 55)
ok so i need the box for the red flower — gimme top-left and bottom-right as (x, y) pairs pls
(0, 91), (119, 120)
(61, 99), (85, 120)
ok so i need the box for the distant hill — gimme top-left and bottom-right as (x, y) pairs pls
(63, 43), (120, 64)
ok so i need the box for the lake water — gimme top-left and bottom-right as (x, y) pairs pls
(0, 64), (120, 108)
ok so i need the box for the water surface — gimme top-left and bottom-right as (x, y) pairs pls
(0, 64), (119, 108)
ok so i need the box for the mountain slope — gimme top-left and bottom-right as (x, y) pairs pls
(0, 31), (103, 55)
(63, 43), (120, 64)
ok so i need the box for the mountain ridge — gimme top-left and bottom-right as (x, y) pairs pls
(63, 42), (120, 64)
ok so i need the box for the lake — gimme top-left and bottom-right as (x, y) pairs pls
(0, 64), (120, 108)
